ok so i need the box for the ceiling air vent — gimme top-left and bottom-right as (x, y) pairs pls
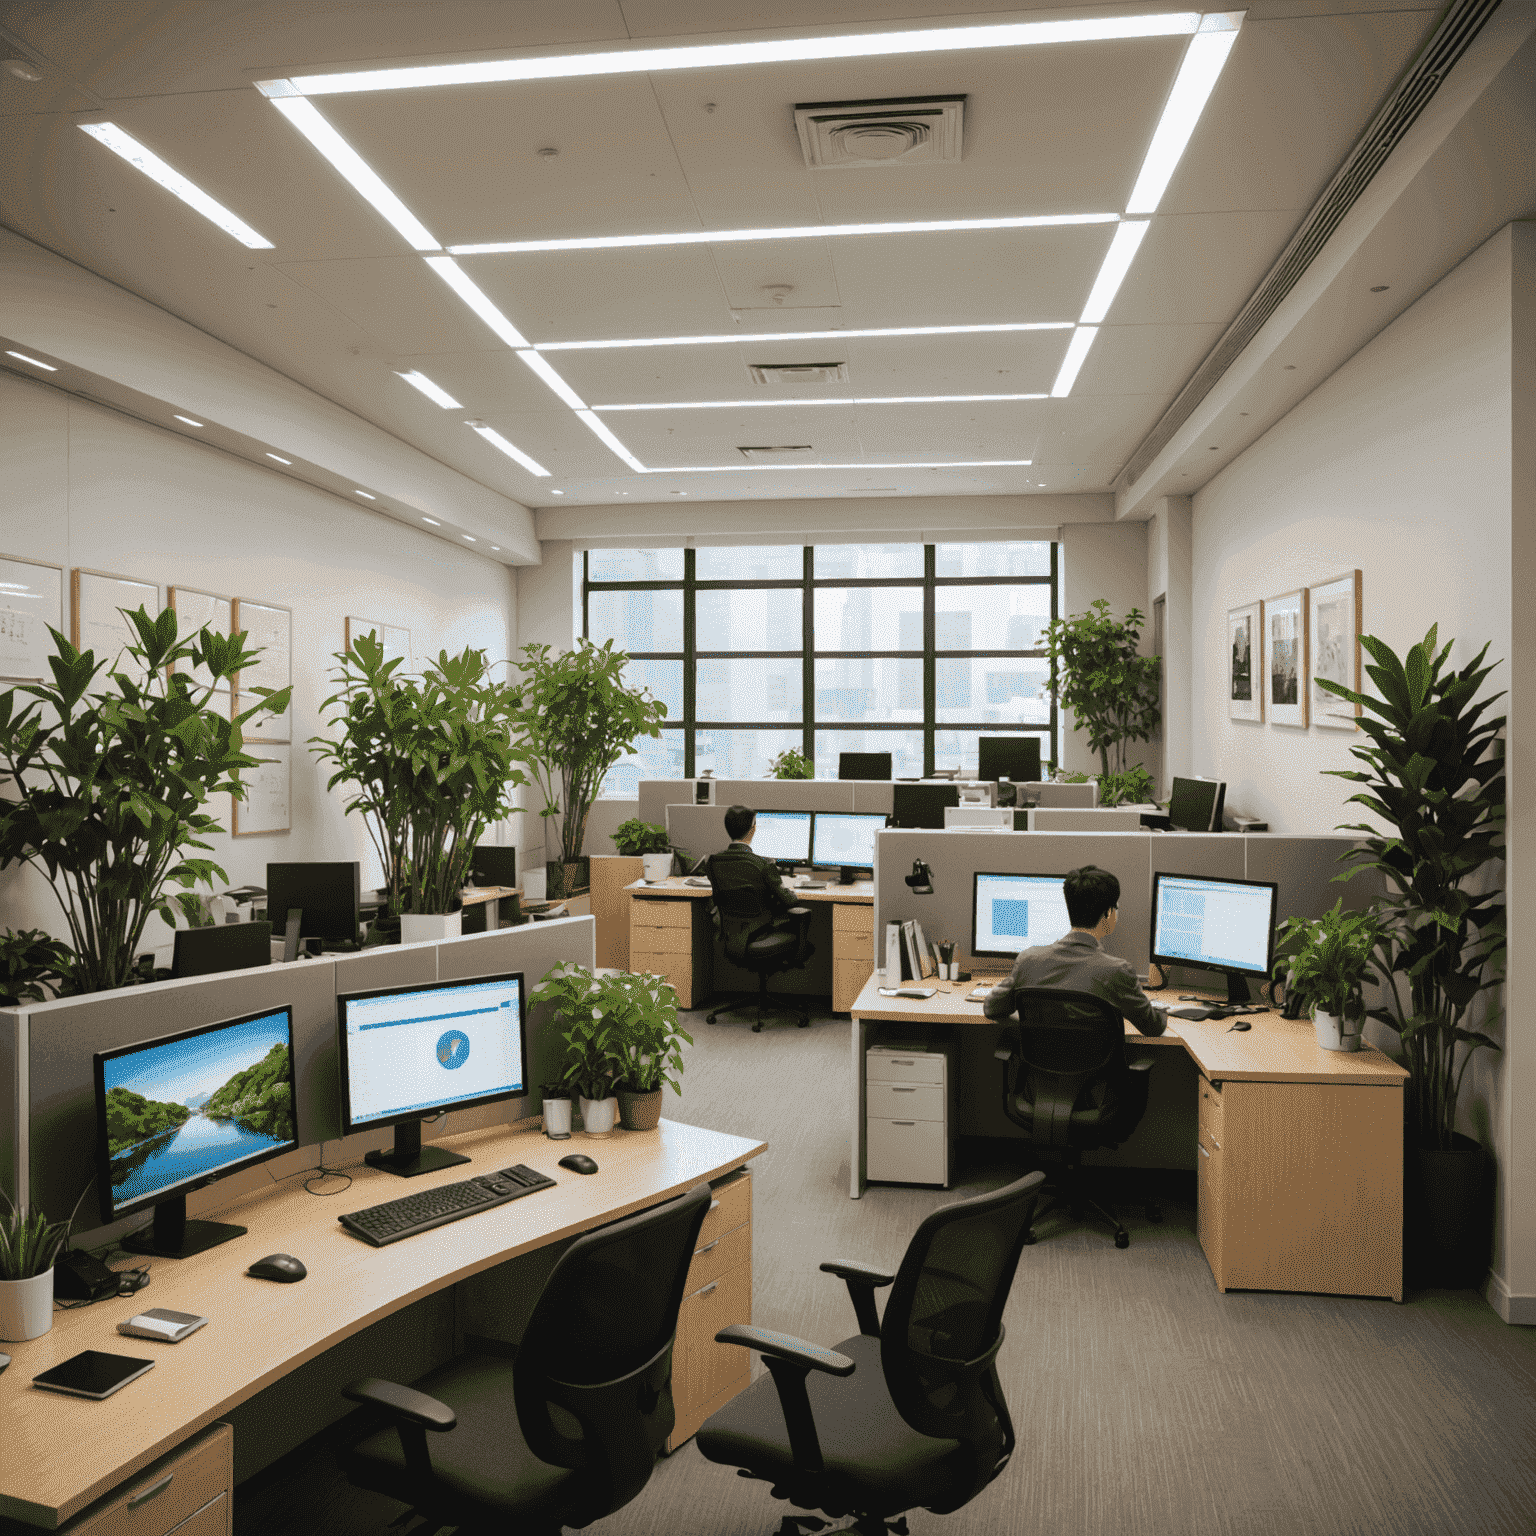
(749, 362), (848, 386)
(738, 445), (816, 462)
(795, 96), (965, 168)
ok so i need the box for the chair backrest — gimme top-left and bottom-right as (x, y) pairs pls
(879, 1171), (1045, 1502)
(1012, 986), (1128, 1078)
(705, 863), (775, 964)
(514, 1182), (711, 1519)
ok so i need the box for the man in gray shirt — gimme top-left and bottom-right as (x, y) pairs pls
(983, 865), (1168, 1036)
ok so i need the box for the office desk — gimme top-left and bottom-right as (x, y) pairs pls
(848, 976), (1407, 1301)
(0, 1118), (763, 1530)
(626, 876), (876, 1012)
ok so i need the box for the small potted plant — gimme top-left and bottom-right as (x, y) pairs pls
(0, 1193), (75, 1341)
(612, 818), (676, 882)
(769, 747), (814, 780)
(1273, 900), (1385, 1052)
(531, 963), (628, 1135)
(539, 1082), (573, 1139)
(609, 971), (692, 1131)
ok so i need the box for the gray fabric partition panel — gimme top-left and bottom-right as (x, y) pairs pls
(583, 798), (638, 856)
(0, 1009), (18, 1203)
(1245, 836), (1381, 919)
(1036, 782), (1098, 807)
(715, 779), (856, 812)
(851, 781), (895, 814)
(1032, 807), (1147, 832)
(639, 779), (695, 826)
(666, 804), (735, 865)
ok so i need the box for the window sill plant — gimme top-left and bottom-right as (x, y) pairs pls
(1273, 899), (1385, 1053)
(613, 818), (676, 881)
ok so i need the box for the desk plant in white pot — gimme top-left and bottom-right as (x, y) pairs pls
(610, 971), (692, 1131)
(613, 818), (677, 882)
(0, 1194), (75, 1342)
(1273, 900), (1385, 1052)
(532, 963), (629, 1135)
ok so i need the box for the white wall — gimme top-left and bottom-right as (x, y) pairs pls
(0, 372), (517, 948)
(1146, 497), (1193, 794)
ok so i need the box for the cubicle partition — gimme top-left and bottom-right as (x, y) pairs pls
(640, 777), (904, 827)
(5, 917), (595, 1237)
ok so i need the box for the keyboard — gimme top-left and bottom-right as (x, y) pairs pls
(339, 1164), (556, 1247)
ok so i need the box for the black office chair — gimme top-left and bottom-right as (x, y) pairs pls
(697, 1170), (1046, 1536)
(993, 986), (1160, 1249)
(705, 880), (816, 1031)
(337, 1182), (711, 1536)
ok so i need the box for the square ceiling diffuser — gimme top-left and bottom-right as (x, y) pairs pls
(794, 96), (965, 168)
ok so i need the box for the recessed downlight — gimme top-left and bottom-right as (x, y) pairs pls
(552, 489), (565, 495)
(6, 350), (58, 371)
(266, 452), (292, 464)
(355, 489), (377, 498)
(422, 516), (441, 525)
(174, 413), (203, 427)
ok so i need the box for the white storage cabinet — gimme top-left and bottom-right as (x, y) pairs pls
(865, 1040), (957, 1186)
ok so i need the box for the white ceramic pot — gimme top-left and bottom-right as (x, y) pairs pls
(580, 1095), (618, 1135)
(543, 1096), (573, 1137)
(642, 853), (673, 881)
(0, 1270), (53, 1342)
(1313, 1008), (1363, 1053)
(400, 912), (463, 945)
(523, 868), (547, 903)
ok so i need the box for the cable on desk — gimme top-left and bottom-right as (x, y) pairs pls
(302, 1163), (354, 1197)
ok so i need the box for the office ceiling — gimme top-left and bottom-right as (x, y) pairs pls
(0, 0), (1450, 513)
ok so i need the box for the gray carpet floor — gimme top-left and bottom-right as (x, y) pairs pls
(237, 1003), (1536, 1536)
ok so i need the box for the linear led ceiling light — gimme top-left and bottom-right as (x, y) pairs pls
(518, 351), (587, 409)
(6, 350), (58, 370)
(258, 87), (440, 250)
(422, 516), (441, 525)
(423, 258), (531, 348)
(467, 420), (551, 476)
(452, 212), (1116, 257)
(576, 411), (649, 473)
(592, 393), (1048, 410)
(1126, 14), (1243, 214)
(646, 459), (1034, 473)
(396, 369), (462, 408)
(1051, 327), (1097, 397)
(174, 413), (203, 426)
(1079, 220), (1150, 324)
(79, 124), (274, 249)
(355, 490), (376, 499)
(271, 14), (1200, 95)
(539, 321), (1073, 352)
(266, 452), (292, 464)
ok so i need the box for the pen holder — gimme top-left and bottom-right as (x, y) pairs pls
(937, 940), (957, 981)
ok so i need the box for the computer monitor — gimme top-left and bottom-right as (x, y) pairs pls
(751, 809), (813, 868)
(977, 736), (1042, 785)
(469, 844), (517, 888)
(266, 861), (362, 950)
(171, 922), (272, 979)
(810, 812), (886, 878)
(891, 783), (960, 829)
(972, 872), (1073, 960)
(1150, 871), (1278, 1003)
(838, 751), (892, 781)
(95, 1006), (298, 1258)
(338, 971), (529, 1177)
(1166, 776), (1227, 832)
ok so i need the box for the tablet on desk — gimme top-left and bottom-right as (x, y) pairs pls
(33, 1350), (155, 1400)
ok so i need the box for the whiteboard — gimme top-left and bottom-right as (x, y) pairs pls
(232, 598), (291, 694)
(346, 616), (410, 669)
(168, 586), (233, 693)
(72, 569), (161, 689)
(233, 690), (292, 744)
(232, 744), (291, 836)
(0, 555), (64, 681)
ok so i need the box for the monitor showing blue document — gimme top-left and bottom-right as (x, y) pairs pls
(972, 872), (1072, 959)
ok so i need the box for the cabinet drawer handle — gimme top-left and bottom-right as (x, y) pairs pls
(891, 1059), (914, 1066)
(893, 1086), (916, 1093)
(695, 1238), (719, 1255)
(127, 1474), (174, 1510)
(692, 1280), (719, 1300)
(891, 1121), (915, 1127)
(1198, 1142), (1210, 1159)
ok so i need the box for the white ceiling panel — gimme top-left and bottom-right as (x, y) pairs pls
(1072, 322), (1224, 398)
(712, 239), (844, 309)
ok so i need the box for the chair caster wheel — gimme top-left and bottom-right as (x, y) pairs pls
(1022, 1229), (1037, 1245)
(797, 1018), (810, 1028)
(752, 1021), (764, 1032)
(1115, 1231), (1130, 1250)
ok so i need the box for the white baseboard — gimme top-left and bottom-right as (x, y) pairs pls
(1483, 1269), (1536, 1325)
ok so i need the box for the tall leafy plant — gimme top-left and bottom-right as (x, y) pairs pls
(1041, 600), (1161, 777)
(311, 634), (527, 916)
(0, 610), (289, 994)
(1321, 625), (1504, 1150)
(512, 640), (667, 871)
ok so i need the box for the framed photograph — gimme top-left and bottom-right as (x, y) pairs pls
(73, 569), (161, 690)
(1310, 570), (1362, 730)
(1265, 588), (1309, 728)
(0, 555), (64, 681)
(1227, 600), (1263, 722)
(167, 586), (233, 693)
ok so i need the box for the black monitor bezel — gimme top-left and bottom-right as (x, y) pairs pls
(170, 921), (273, 979)
(891, 783), (960, 829)
(971, 869), (1071, 961)
(1166, 777), (1225, 833)
(1148, 871), (1279, 981)
(94, 1004), (299, 1225)
(976, 735), (1043, 785)
(837, 751), (893, 781)
(336, 969), (530, 1138)
(751, 808), (814, 869)
(265, 860), (362, 944)
(469, 843), (518, 888)
(809, 811), (888, 873)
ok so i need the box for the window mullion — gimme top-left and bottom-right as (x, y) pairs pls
(683, 548), (696, 778)
(802, 545), (815, 765)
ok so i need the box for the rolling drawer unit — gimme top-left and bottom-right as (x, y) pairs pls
(832, 902), (876, 1013)
(865, 1040), (957, 1187)
(666, 1168), (753, 1451)
(629, 893), (712, 1008)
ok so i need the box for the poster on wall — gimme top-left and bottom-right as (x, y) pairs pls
(167, 586), (233, 693)
(73, 569), (161, 689)
(232, 691), (292, 743)
(232, 744), (291, 837)
(231, 599), (291, 696)
(0, 555), (64, 681)
(1227, 600), (1263, 722)
(1265, 588), (1309, 728)
(345, 616), (410, 670)
(1309, 571), (1362, 730)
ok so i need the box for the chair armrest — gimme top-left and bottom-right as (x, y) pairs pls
(787, 905), (812, 917)
(714, 1325), (853, 1475)
(818, 1259), (896, 1287)
(819, 1259), (895, 1336)
(1127, 1054), (1156, 1072)
(343, 1377), (457, 1431)
(714, 1324), (855, 1376)
(993, 1044), (1015, 1062)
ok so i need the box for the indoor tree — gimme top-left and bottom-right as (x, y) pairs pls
(0, 609), (290, 993)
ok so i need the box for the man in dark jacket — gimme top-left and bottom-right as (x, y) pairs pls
(701, 804), (800, 931)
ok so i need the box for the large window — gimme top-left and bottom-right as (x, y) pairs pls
(584, 541), (1057, 792)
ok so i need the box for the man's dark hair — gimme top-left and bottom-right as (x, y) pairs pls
(1063, 865), (1120, 929)
(723, 804), (756, 841)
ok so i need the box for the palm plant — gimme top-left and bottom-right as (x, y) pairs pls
(1321, 625), (1504, 1150)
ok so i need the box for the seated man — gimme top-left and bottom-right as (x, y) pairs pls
(983, 864), (1167, 1036)
(701, 804), (800, 934)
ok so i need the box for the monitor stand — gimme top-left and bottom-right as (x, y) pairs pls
(365, 1118), (471, 1178)
(838, 866), (861, 885)
(1223, 971), (1254, 1004)
(123, 1195), (246, 1259)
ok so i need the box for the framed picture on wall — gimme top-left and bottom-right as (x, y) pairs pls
(1309, 570), (1363, 730)
(1265, 588), (1309, 728)
(0, 555), (64, 682)
(1227, 600), (1263, 722)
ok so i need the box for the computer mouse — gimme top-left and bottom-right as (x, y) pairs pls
(247, 1253), (307, 1283)
(0, 1352), (10, 1375)
(558, 1153), (599, 1176)
(1230, 1020), (1253, 1032)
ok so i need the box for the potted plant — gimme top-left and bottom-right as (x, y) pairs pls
(0, 929), (73, 1008)
(312, 634), (528, 944)
(539, 1082), (573, 1139)
(613, 818), (676, 881)
(608, 971), (692, 1131)
(0, 1193), (76, 1342)
(1273, 900), (1385, 1052)
(1320, 623), (1504, 1285)
(769, 747), (814, 780)
(1098, 764), (1156, 808)
(530, 963), (629, 1135)
(1040, 599), (1160, 779)
(0, 609), (289, 994)
(511, 641), (667, 900)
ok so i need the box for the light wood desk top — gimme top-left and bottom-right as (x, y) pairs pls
(627, 875), (875, 905)
(0, 1118), (764, 1530)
